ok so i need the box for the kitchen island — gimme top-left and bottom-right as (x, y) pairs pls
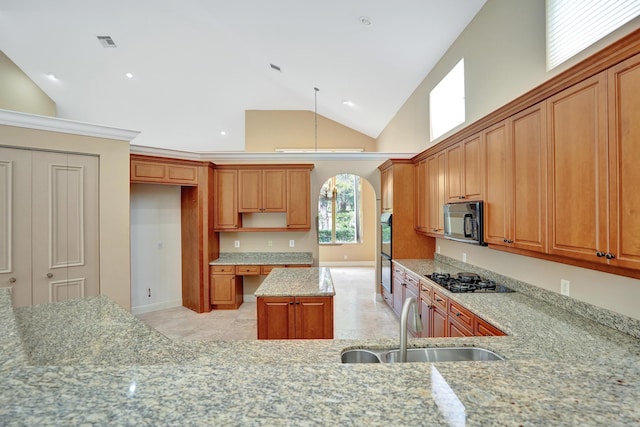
(255, 267), (335, 339)
(2, 255), (640, 425)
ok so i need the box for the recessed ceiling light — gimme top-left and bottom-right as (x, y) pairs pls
(342, 100), (355, 107)
(125, 72), (134, 79)
(220, 131), (227, 136)
(46, 73), (58, 81)
(359, 16), (372, 27)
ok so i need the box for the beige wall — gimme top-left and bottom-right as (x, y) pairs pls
(0, 125), (133, 310)
(377, 0), (640, 153)
(245, 110), (376, 152)
(377, 0), (640, 321)
(0, 50), (56, 117)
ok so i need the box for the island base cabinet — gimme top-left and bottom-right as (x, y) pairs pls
(257, 296), (333, 339)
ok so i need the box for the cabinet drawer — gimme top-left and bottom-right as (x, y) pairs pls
(448, 300), (474, 330)
(404, 272), (420, 293)
(475, 317), (506, 336)
(432, 289), (448, 312)
(419, 280), (432, 302)
(261, 265), (285, 275)
(392, 264), (405, 277)
(210, 265), (235, 275)
(237, 265), (260, 275)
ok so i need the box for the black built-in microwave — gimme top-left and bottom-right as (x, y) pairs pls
(443, 201), (485, 246)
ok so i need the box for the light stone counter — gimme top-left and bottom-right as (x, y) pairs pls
(2, 255), (640, 425)
(210, 251), (313, 266)
(254, 267), (335, 297)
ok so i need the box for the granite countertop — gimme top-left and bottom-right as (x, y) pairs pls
(210, 252), (313, 266)
(254, 267), (335, 297)
(2, 256), (640, 425)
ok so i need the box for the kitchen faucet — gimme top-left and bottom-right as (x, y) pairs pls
(400, 296), (422, 362)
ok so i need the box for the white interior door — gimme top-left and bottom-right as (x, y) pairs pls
(31, 151), (99, 305)
(0, 147), (33, 306)
(0, 147), (99, 307)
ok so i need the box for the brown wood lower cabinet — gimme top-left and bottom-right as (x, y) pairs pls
(257, 296), (333, 339)
(210, 266), (243, 309)
(414, 276), (505, 338)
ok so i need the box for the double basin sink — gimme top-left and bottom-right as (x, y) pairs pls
(341, 347), (504, 363)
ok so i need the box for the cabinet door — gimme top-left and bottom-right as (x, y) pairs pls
(238, 169), (262, 212)
(511, 102), (547, 253)
(463, 134), (482, 200)
(213, 169), (240, 229)
(381, 167), (393, 212)
(483, 121), (510, 246)
(547, 73), (607, 262)
(295, 297), (333, 339)
(445, 143), (463, 202)
(449, 317), (473, 337)
(427, 152), (446, 234)
(607, 53), (640, 269)
(432, 306), (448, 338)
(419, 297), (432, 338)
(262, 169), (286, 212)
(286, 169), (311, 229)
(414, 160), (427, 232)
(257, 297), (295, 339)
(210, 274), (235, 305)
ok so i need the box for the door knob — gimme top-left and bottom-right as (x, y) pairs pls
(46, 273), (53, 278)
(9, 277), (16, 283)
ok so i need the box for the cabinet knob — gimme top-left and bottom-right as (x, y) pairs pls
(9, 277), (16, 283)
(458, 196), (466, 199)
(46, 273), (53, 278)
(503, 239), (508, 243)
(605, 253), (616, 260)
(456, 312), (461, 317)
(508, 239), (513, 244)
(289, 301), (294, 305)
(596, 251), (605, 258)
(296, 301), (300, 305)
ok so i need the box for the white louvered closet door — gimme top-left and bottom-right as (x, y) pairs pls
(0, 147), (99, 307)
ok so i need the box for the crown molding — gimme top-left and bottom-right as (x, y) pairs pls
(0, 109), (140, 141)
(130, 144), (413, 162)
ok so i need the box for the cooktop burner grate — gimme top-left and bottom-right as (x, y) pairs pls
(426, 272), (514, 293)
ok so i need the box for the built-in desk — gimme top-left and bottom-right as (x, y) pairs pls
(209, 252), (313, 309)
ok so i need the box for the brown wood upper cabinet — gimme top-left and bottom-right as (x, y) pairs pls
(547, 54), (640, 269)
(483, 102), (547, 253)
(426, 151), (446, 235)
(445, 134), (482, 202)
(213, 164), (313, 231)
(414, 159), (427, 232)
(238, 169), (286, 212)
(131, 156), (199, 185)
(381, 167), (393, 212)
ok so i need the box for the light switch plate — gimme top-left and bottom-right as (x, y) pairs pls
(462, 252), (467, 263)
(561, 279), (570, 296)
(289, 240), (295, 247)
(234, 240), (240, 248)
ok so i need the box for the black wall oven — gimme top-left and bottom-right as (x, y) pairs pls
(380, 213), (392, 293)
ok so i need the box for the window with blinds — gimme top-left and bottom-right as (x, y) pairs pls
(546, 0), (640, 70)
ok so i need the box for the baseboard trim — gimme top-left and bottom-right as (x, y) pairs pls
(318, 261), (375, 267)
(132, 298), (183, 315)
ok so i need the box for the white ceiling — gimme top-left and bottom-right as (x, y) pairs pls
(0, 0), (485, 152)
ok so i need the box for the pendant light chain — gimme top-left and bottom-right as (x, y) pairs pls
(314, 87), (319, 152)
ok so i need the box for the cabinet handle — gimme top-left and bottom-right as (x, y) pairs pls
(605, 253), (616, 260)
(436, 298), (443, 302)
(456, 312), (461, 317)
(296, 301), (300, 305)
(596, 251), (605, 258)
(46, 273), (53, 278)
(503, 239), (508, 243)
(508, 239), (513, 244)
(289, 301), (294, 305)
(458, 196), (466, 199)
(9, 277), (16, 283)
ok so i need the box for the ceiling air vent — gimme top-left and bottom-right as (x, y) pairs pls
(97, 36), (117, 48)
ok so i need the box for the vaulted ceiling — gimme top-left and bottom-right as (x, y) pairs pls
(0, 0), (486, 152)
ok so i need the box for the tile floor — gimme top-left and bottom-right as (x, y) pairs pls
(136, 267), (401, 340)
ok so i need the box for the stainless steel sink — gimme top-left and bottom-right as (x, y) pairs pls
(341, 347), (503, 363)
(341, 349), (381, 363)
(382, 347), (504, 363)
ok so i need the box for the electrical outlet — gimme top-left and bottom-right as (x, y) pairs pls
(267, 240), (273, 247)
(437, 245), (441, 254)
(462, 252), (467, 263)
(344, 255), (348, 260)
(289, 240), (295, 248)
(561, 279), (570, 296)
(234, 240), (240, 248)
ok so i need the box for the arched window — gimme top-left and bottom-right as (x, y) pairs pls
(318, 174), (362, 244)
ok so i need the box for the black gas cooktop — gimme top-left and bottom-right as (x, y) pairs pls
(426, 272), (515, 293)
